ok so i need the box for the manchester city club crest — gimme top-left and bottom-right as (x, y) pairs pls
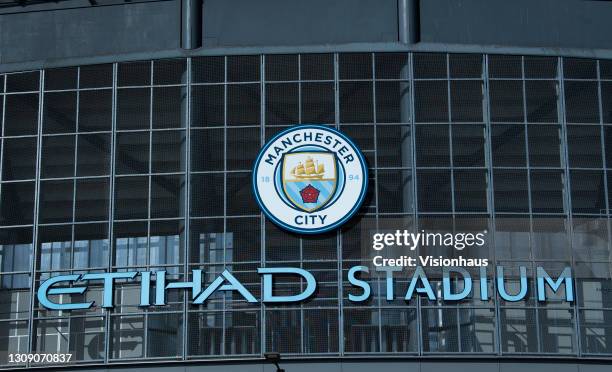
(253, 125), (368, 234)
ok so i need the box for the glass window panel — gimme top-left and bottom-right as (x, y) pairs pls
(117, 88), (151, 130)
(76, 133), (111, 176)
(78, 89), (112, 132)
(526, 80), (558, 123)
(489, 80), (523, 122)
(150, 174), (185, 218)
(459, 308), (496, 353)
(495, 217), (531, 259)
(188, 311), (223, 355)
(564, 81), (599, 123)
(0, 275), (30, 320)
(301, 54), (333, 81)
(6, 72), (39, 92)
(4, 94), (39, 136)
(377, 169), (413, 214)
(572, 218), (610, 261)
(45, 67), (77, 90)
(580, 309), (612, 354)
(567, 125), (603, 168)
(340, 81), (373, 123)
(265, 83), (298, 125)
(226, 172), (258, 216)
(530, 170), (566, 214)
(113, 222), (148, 267)
(118, 61), (151, 86)
(226, 217), (260, 263)
(303, 309), (339, 353)
(344, 308), (380, 352)
(488, 55), (522, 78)
(376, 81), (409, 123)
(151, 130), (185, 173)
(491, 124), (526, 167)
(227, 84), (260, 125)
(2, 137), (37, 181)
(149, 220), (184, 265)
(301, 82), (335, 124)
(417, 170), (452, 212)
(0, 321), (28, 365)
(449, 54), (482, 79)
(192, 56), (224, 83)
(73, 223), (108, 269)
(153, 58), (186, 85)
(79, 64), (113, 89)
(147, 313), (183, 357)
(376, 125), (411, 168)
(265, 54), (298, 81)
(264, 220), (300, 261)
(570, 170), (605, 214)
(189, 218), (224, 264)
(266, 310), (301, 353)
(75, 178), (109, 222)
(414, 53), (447, 79)
(450, 80), (483, 122)
(339, 53), (372, 80)
(564, 58), (597, 79)
(528, 125), (561, 167)
(454, 170), (488, 212)
(110, 315), (145, 359)
(114, 176), (149, 220)
(38, 179), (74, 224)
(375, 52), (408, 80)
(115, 132), (150, 175)
(493, 170), (529, 213)
(190, 128), (224, 172)
(191, 85), (224, 127)
(414, 81), (448, 122)
(500, 308), (538, 353)
(538, 308), (575, 354)
(524, 56), (558, 79)
(190, 173), (223, 217)
(0, 227), (32, 272)
(40, 135), (76, 178)
(422, 307), (459, 352)
(227, 127), (260, 170)
(379, 308), (417, 352)
(416, 125), (450, 166)
(43, 91), (77, 134)
(452, 125), (485, 167)
(602, 82), (612, 124)
(531, 217), (570, 260)
(0, 182), (35, 226)
(37, 225), (72, 272)
(227, 55), (260, 82)
(152, 86), (185, 129)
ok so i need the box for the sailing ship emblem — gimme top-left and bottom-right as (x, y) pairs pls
(282, 152), (337, 212)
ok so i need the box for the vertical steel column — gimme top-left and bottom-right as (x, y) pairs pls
(181, 0), (203, 50)
(398, 0), (420, 44)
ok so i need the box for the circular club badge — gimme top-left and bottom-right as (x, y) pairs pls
(253, 125), (368, 234)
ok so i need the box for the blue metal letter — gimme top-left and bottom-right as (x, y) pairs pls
(496, 266), (528, 302)
(81, 272), (137, 308)
(37, 274), (91, 310)
(193, 270), (257, 304)
(536, 266), (574, 302)
(348, 266), (371, 302)
(442, 267), (472, 301)
(258, 267), (317, 303)
(405, 267), (436, 300)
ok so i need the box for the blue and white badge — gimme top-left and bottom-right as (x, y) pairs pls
(253, 125), (368, 234)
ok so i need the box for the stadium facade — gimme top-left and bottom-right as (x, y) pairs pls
(1, 0), (612, 371)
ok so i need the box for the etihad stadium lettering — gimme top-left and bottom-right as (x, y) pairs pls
(37, 266), (574, 310)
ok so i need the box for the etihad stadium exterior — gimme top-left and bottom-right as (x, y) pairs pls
(0, 0), (612, 371)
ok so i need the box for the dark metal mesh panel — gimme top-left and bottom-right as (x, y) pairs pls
(79, 64), (113, 88)
(117, 61), (151, 87)
(339, 53), (372, 80)
(265, 54), (298, 81)
(44, 67), (77, 90)
(300, 54), (334, 81)
(192, 56), (224, 83)
(153, 59), (186, 85)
